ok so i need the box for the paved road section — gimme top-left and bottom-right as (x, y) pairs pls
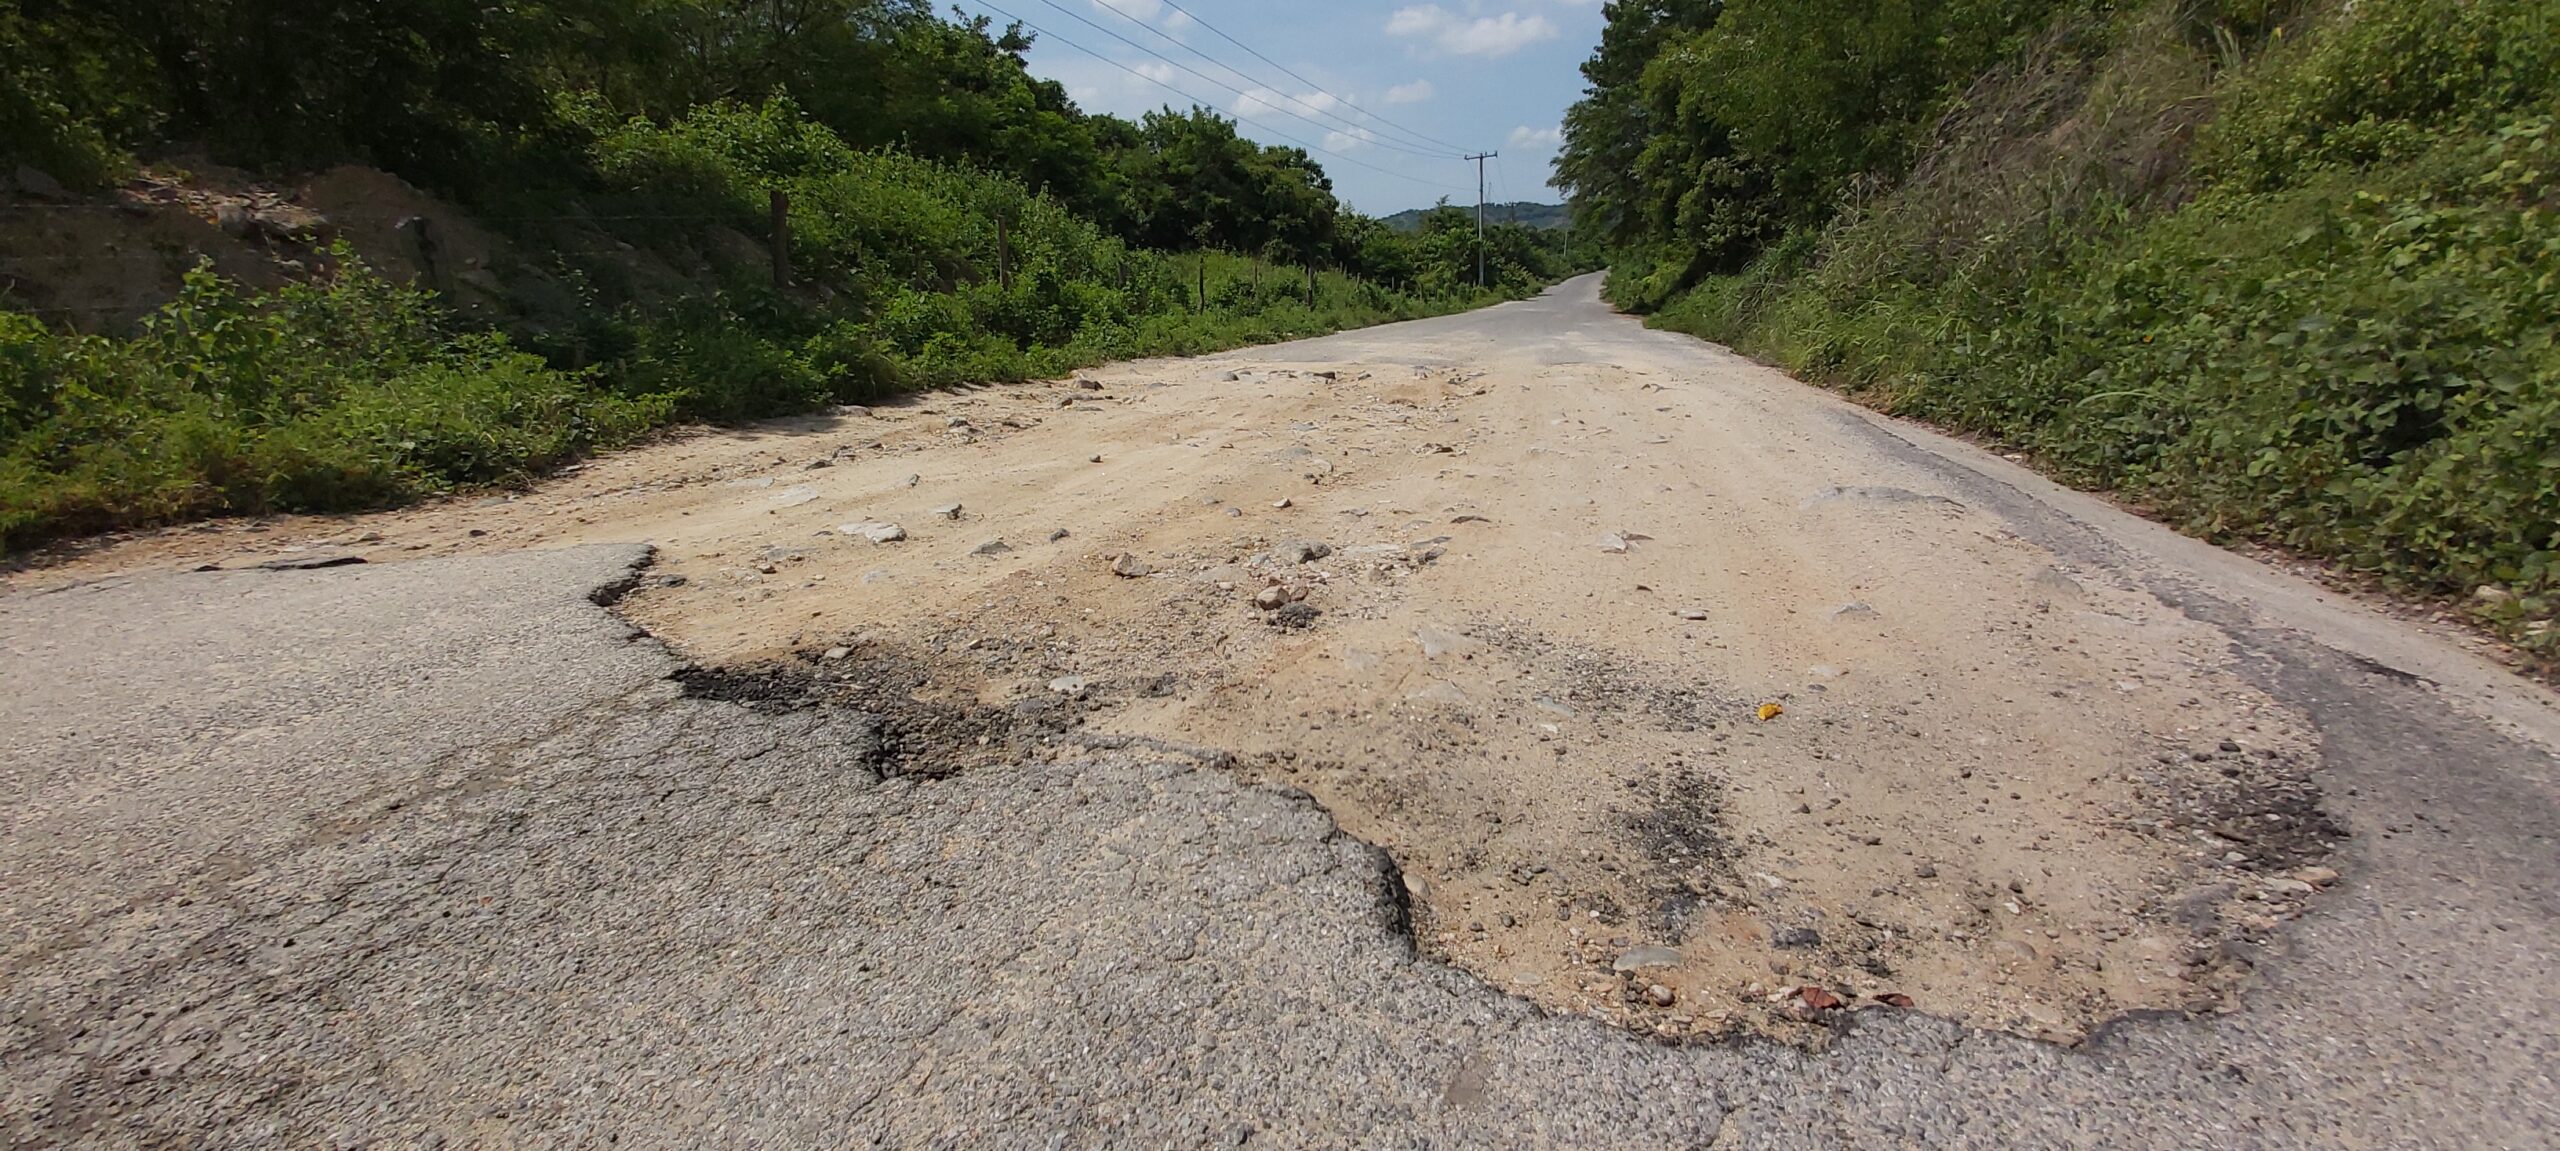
(5, 281), (2557, 1148)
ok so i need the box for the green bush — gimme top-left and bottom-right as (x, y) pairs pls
(0, 257), (665, 549)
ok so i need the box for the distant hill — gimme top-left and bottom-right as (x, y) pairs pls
(1379, 201), (1571, 233)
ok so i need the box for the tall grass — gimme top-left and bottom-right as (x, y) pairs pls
(1628, 0), (2560, 664)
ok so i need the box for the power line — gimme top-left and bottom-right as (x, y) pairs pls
(1155, 0), (1476, 157)
(1078, 0), (1467, 161)
(1021, 0), (1461, 162)
(972, 1), (1470, 195)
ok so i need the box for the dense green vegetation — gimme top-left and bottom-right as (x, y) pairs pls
(0, 0), (1583, 549)
(1562, 0), (2558, 663)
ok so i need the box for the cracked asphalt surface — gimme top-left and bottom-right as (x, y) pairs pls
(6, 282), (2559, 1148)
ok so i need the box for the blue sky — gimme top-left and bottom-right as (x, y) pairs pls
(943, 0), (1607, 215)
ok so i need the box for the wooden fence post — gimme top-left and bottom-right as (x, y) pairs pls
(769, 189), (791, 289)
(995, 213), (1012, 293)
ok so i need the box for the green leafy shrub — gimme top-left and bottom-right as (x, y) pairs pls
(0, 257), (664, 548)
(1609, 0), (2560, 662)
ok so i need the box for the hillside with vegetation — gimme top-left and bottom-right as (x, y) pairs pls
(1382, 201), (1574, 232)
(0, 0), (1581, 550)
(1560, 0), (2558, 666)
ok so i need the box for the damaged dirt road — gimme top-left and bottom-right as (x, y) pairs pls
(9, 276), (2560, 1147)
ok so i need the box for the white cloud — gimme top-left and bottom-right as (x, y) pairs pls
(1090, 0), (1163, 21)
(1235, 86), (1345, 125)
(1384, 6), (1558, 58)
(1043, 55), (1188, 119)
(1382, 80), (1436, 105)
(1507, 124), (1562, 150)
(1091, 0), (1190, 36)
(1324, 128), (1378, 152)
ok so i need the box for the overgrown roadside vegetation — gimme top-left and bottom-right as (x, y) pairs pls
(0, 1), (1583, 551)
(1561, 0), (2558, 667)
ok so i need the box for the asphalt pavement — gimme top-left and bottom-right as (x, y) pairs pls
(4, 281), (2556, 1148)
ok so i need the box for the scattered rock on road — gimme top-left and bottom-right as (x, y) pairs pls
(1612, 946), (1683, 973)
(1113, 554), (1153, 578)
(1274, 539), (1332, 565)
(1771, 927), (1821, 949)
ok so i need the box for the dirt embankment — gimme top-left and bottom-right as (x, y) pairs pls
(1, 157), (761, 333)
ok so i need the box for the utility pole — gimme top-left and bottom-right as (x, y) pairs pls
(1464, 151), (1497, 289)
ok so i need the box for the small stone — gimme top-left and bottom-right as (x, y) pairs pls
(1113, 553), (1152, 578)
(2294, 865), (2340, 887)
(1274, 539), (1333, 564)
(1047, 675), (1088, 697)
(2473, 584), (2518, 606)
(1274, 498), (1293, 509)
(1598, 533), (1630, 554)
(1076, 378), (1104, 390)
(1675, 608), (1709, 621)
(1993, 939), (2040, 964)
(1089, 454), (1104, 463)
(1612, 946), (1682, 972)
(972, 539), (1012, 557)
(1644, 984), (1677, 1007)
(1831, 601), (1879, 620)
(844, 521), (906, 543)
(932, 503), (964, 520)
(1914, 863), (1938, 879)
(1771, 927), (1821, 949)
(946, 416), (972, 428)
(1049, 528), (1072, 542)
(1254, 586), (1292, 611)
(11, 164), (71, 200)
(823, 646), (852, 661)
(755, 561), (778, 575)
(899, 474), (921, 488)
(1268, 602), (1321, 630)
